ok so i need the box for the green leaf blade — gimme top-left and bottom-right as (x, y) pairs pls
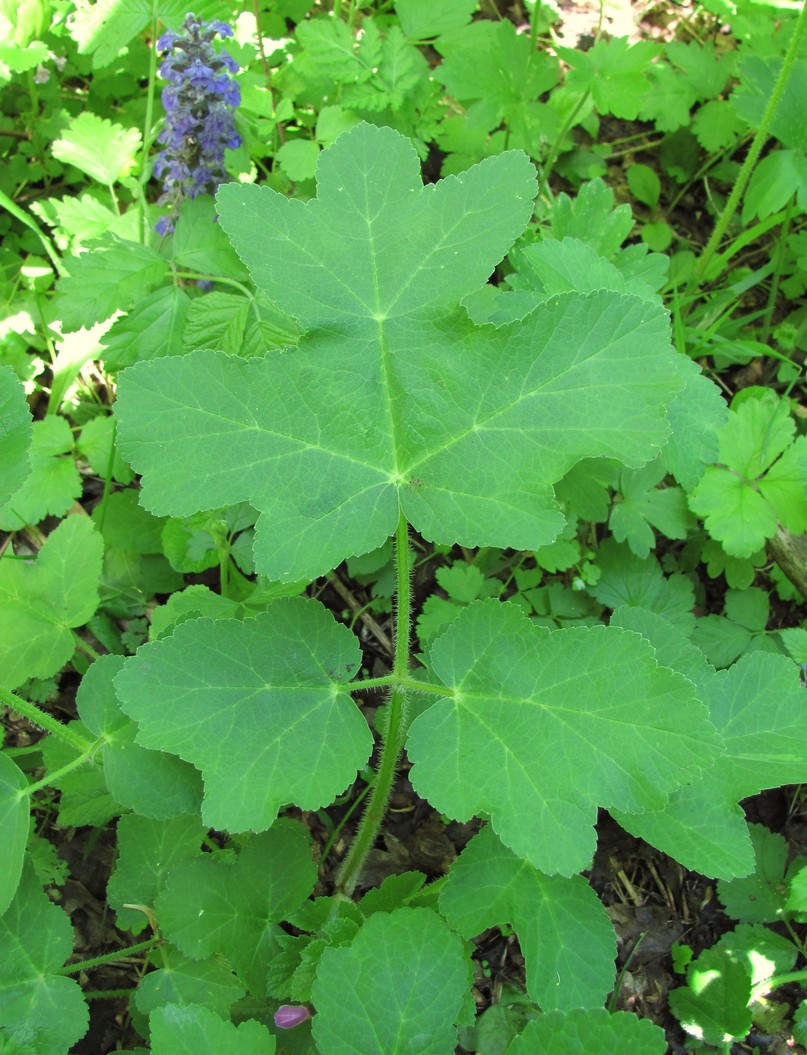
(217, 122), (537, 326)
(155, 821), (316, 994)
(0, 365), (32, 508)
(0, 753), (29, 915)
(440, 826), (616, 1010)
(114, 600), (371, 832)
(311, 907), (469, 1055)
(407, 600), (721, 875)
(0, 517), (103, 691)
(149, 1003), (275, 1055)
(508, 1008), (666, 1054)
(51, 113), (141, 186)
(0, 864), (89, 1054)
(118, 123), (683, 582)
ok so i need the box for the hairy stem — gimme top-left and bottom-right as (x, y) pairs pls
(24, 740), (104, 797)
(0, 689), (93, 752)
(58, 937), (162, 975)
(335, 512), (412, 896)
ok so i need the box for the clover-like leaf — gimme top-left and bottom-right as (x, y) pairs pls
(689, 393), (807, 557)
(440, 826), (616, 1010)
(407, 600), (721, 876)
(116, 123), (684, 583)
(311, 908), (469, 1055)
(114, 599), (371, 832)
(610, 457), (694, 558)
(0, 516), (103, 691)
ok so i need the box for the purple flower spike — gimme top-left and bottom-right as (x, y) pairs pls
(153, 12), (241, 235)
(274, 1005), (312, 1030)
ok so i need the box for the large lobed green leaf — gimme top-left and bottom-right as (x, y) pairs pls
(440, 826), (616, 1010)
(154, 821), (316, 995)
(149, 1003), (275, 1055)
(507, 1007), (666, 1054)
(311, 907), (469, 1055)
(0, 864), (89, 1054)
(407, 600), (721, 876)
(611, 607), (807, 878)
(114, 598), (371, 833)
(116, 123), (684, 583)
(77, 654), (202, 820)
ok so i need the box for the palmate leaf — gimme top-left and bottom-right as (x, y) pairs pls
(611, 607), (807, 878)
(689, 392), (807, 557)
(0, 864), (89, 1055)
(154, 821), (316, 995)
(407, 600), (721, 876)
(440, 826), (616, 1010)
(114, 598), (371, 833)
(508, 1008), (666, 1054)
(149, 1004), (275, 1055)
(311, 908), (469, 1055)
(116, 123), (685, 584)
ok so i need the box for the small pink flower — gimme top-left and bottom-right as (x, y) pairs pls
(274, 1004), (311, 1030)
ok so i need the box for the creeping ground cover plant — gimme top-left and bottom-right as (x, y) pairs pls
(3, 1), (807, 1053)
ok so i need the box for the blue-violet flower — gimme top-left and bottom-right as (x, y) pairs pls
(154, 13), (241, 235)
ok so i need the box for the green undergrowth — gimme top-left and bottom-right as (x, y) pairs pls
(1, 1), (807, 1053)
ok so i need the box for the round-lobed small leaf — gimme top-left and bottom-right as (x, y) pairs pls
(155, 820), (317, 995)
(0, 515), (103, 691)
